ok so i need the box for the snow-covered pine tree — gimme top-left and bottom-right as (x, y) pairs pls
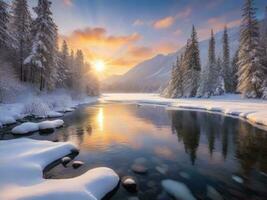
(0, 0), (11, 50)
(200, 29), (217, 97)
(214, 57), (225, 95)
(163, 56), (182, 98)
(237, 0), (266, 98)
(10, 0), (32, 82)
(231, 51), (239, 93)
(73, 49), (85, 93)
(222, 26), (231, 93)
(57, 40), (70, 87)
(24, 0), (59, 91)
(182, 26), (201, 97)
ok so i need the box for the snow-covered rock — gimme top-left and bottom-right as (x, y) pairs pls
(72, 161), (84, 169)
(47, 111), (64, 118)
(232, 175), (244, 184)
(122, 176), (137, 193)
(0, 139), (119, 200)
(0, 115), (16, 125)
(39, 119), (64, 130)
(11, 120), (64, 135)
(12, 122), (39, 134)
(161, 179), (196, 200)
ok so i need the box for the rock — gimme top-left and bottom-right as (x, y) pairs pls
(156, 164), (168, 175)
(72, 161), (84, 169)
(71, 148), (79, 154)
(161, 179), (196, 200)
(122, 176), (137, 193)
(232, 175), (244, 184)
(147, 181), (156, 188)
(128, 197), (139, 200)
(179, 171), (190, 179)
(134, 157), (147, 164)
(61, 157), (71, 166)
(131, 164), (148, 174)
(207, 185), (223, 200)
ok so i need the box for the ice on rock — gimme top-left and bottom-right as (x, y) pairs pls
(0, 138), (119, 200)
(161, 179), (196, 200)
(12, 122), (39, 134)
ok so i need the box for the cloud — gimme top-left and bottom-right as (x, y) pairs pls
(128, 46), (153, 58)
(63, 0), (72, 6)
(176, 7), (192, 19)
(64, 27), (141, 49)
(198, 17), (241, 39)
(153, 16), (175, 29)
(133, 19), (145, 26)
(152, 7), (192, 30)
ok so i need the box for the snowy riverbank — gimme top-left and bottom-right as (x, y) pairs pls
(0, 90), (98, 127)
(101, 93), (267, 128)
(0, 139), (119, 200)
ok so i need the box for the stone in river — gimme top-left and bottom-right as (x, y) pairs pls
(207, 185), (223, 200)
(122, 176), (138, 193)
(61, 157), (71, 166)
(131, 164), (148, 174)
(72, 161), (84, 169)
(232, 175), (244, 184)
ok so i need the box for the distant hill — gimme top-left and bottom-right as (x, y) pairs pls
(102, 26), (240, 92)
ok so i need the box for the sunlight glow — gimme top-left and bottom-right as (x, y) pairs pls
(93, 60), (105, 72)
(97, 107), (104, 131)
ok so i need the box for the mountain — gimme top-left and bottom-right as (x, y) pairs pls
(102, 26), (240, 92)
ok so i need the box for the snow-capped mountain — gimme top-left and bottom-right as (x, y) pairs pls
(103, 26), (240, 92)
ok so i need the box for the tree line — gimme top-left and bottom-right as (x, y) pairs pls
(163, 0), (267, 99)
(0, 0), (99, 102)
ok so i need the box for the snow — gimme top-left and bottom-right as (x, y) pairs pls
(161, 179), (196, 200)
(12, 122), (39, 134)
(0, 90), (98, 127)
(12, 120), (64, 135)
(102, 93), (267, 129)
(39, 119), (64, 130)
(0, 138), (119, 200)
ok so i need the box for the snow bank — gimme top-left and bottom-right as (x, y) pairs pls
(0, 139), (119, 200)
(0, 91), (98, 127)
(12, 120), (64, 135)
(102, 93), (267, 129)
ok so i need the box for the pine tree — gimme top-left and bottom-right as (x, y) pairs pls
(214, 57), (225, 95)
(24, 0), (58, 90)
(58, 40), (70, 87)
(237, 0), (266, 98)
(10, 0), (32, 82)
(222, 26), (231, 92)
(0, 0), (10, 49)
(182, 26), (201, 97)
(231, 51), (239, 93)
(73, 49), (84, 92)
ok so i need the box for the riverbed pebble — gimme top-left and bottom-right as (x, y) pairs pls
(122, 176), (138, 193)
(72, 161), (84, 169)
(131, 164), (148, 174)
(61, 157), (71, 166)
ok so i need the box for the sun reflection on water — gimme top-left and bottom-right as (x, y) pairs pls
(97, 107), (104, 132)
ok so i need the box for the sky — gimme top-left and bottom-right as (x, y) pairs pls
(19, 0), (267, 77)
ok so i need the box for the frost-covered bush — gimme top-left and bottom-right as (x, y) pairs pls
(0, 62), (23, 103)
(43, 93), (72, 110)
(22, 98), (51, 117)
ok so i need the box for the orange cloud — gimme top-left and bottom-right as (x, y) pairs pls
(153, 16), (175, 29)
(63, 0), (72, 6)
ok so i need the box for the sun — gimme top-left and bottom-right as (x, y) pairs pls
(93, 60), (105, 72)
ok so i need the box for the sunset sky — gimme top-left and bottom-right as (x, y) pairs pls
(20, 0), (267, 77)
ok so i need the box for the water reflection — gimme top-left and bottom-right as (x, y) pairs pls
(2, 103), (267, 199)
